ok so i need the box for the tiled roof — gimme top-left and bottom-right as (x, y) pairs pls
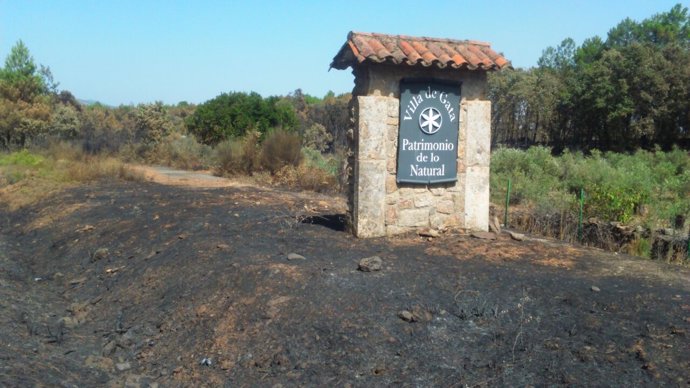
(331, 31), (511, 71)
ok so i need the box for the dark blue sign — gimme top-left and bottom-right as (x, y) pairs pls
(397, 79), (461, 184)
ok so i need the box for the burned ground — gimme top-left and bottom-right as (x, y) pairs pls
(0, 174), (689, 387)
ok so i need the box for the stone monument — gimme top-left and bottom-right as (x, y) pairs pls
(331, 32), (510, 237)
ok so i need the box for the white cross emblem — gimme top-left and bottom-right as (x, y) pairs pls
(419, 107), (442, 134)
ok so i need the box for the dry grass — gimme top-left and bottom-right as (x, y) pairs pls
(272, 163), (338, 193)
(0, 143), (146, 210)
(260, 130), (302, 174)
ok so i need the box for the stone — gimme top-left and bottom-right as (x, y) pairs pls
(471, 231), (496, 240)
(386, 157), (397, 174)
(355, 159), (387, 237)
(216, 243), (231, 250)
(385, 174), (398, 194)
(398, 310), (415, 322)
(417, 228), (440, 238)
(411, 305), (433, 322)
(85, 355), (114, 371)
(69, 277), (87, 286)
(116, 361), (131, 372)
(429, 213), (449, 229)
(489, 216), (502, 234)
(398, 198), (414, 209)
(436, 200), (455, 215)
(102, 340), (118, 356)
(429, 187), (446, 196)
(509, 231), (525, 241)
(464, 166), (490, 231)
(92, 248), (109, 262)
(385, 206), (398, 224)
(287, 253), (306, 261)
(60, 316), (79, 329)
(398, 208), (429, 227)
(357, 96), (390, 160)
(413, 193), (434, 208)
(386, 225), (409, 236)
(591, 286), (601, 292)
(358, 256), (382, 272)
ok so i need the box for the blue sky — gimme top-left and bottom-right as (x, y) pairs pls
(1, 1), (685, 105)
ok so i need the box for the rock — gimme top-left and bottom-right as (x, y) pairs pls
(78, 224), (95, 232)
(85, 355), (114, 371)
(92, 248), (109, 262)
(411, 305), (433, 322)
(471, 231), (497, 240)
(489, 216), (502, 234)
(216, 243), (230, 250)
(417, 228), (439, 238)
(591, 286), (601, 292)
(398, 310), (415, 322)
(102, 340), (118, 356)
(59, 316), (79, 329)
(358, 256), (382, 272)
(509, 231), (526, 241)
(68, 277), (87, 286)
(287, 253), (306, 261)
(115, 361), (131, 372)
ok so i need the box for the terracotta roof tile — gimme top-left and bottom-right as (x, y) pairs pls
(331, 31), (511, 71)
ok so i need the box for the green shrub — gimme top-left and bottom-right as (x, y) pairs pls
(0, 149), (44, 167)
(491, 146), (690, 228)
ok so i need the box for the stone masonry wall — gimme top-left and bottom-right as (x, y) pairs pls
(351, 65), (491, 238)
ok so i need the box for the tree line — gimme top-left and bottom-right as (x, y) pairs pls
(0, 39), (350, 155)
(1, 4), (688, 155)
(490, 4), (690, 152)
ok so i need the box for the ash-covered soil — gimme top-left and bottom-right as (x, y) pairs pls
(1, 174), (689, 387)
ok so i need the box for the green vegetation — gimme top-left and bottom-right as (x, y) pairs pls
(1, 5), (688, 222)
(491, 146), (690, 229)
(0, 145), (145, 210)
(490, 4), (690, 152)
(0, 39), (349, 193)
(185, 92), (298, 145)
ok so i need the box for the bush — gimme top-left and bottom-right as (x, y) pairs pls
(491, 146), (690, 229)
(240, 131), (260, 174)
(272, 163), (338, 193)
(213, 132), (260, 176)
(213, 138), (243, 176)
(0, 149), (44, 166)
(186, 92), (298, 145)
(151, 134), (212, 170)
(303, 123), (333, 152)
(260, 130), (302, 174)
(0, 144), (146, 210)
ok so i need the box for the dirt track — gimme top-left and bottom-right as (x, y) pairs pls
(1, 169), (689, 386)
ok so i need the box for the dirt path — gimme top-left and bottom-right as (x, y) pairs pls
(129, 165), (256, 188)
(0, 175), (688, 386)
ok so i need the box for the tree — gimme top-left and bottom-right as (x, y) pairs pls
(0, 40), (54, 149)
(135, 102), (173, 145)
(50, 104), (81, 140)
(490, 4), (690, 152)
(186, 92), (298, 145)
